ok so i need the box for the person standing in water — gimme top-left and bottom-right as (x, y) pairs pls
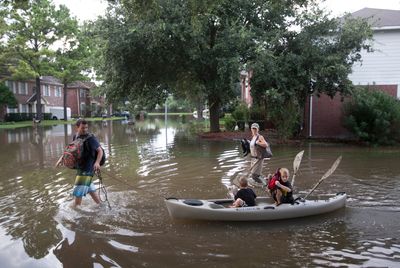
(56, 119), (102, 206)
(249, 123), (268, 182)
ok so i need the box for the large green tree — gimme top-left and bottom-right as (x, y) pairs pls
(96, 0), (372, 132)
(250, 9), (372, 137)
(97, 0), (301, 132)
(250, 10), (373, 104)
(4, 0), (76, 120)
(53, 20), (93, 120)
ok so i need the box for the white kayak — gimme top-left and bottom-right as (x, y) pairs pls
(165, 193), (346, 221)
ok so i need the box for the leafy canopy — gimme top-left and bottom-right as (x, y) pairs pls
(96, 0), (316, 131)
(4, 0), (79, 119)
(96, 0), (372, 132)
(0, 82), (17, 108)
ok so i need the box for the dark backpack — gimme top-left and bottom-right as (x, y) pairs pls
(255, 135), (273, 159)
(240, 139), (250, 157)
(96, 147), (106, 166)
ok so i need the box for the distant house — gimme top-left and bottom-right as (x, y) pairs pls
(240, 70), (253, 107)
(0, 76), (67, 120)
(303, 8), (400, 138)
(0, 76), (105, 121)
(67, 81), (105, 118)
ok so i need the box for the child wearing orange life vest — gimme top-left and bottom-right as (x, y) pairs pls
(267, 168), (294, 205)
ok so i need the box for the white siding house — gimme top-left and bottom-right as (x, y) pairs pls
(349, 8), (400, 98)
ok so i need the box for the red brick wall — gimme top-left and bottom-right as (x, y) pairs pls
(66, 87), (92, 117)
(44, 84), (64, 106)
(14, 81), (35, 105)
(365, 84), (397, 97)
(67, 88), (79, 116)
(303, 84), (398, 138)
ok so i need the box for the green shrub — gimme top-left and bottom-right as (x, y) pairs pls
(249, 106), (265, 120)
(5, 113), (52, 122)
(343, 88), (400, 145)
(187, 121), (206, 134)
(265, 89), (300, 139)
(223, 115), (236, 131)
(231, 102), (249, 122)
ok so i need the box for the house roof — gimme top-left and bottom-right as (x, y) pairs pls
(26, 93), (49, 104)
(40, 76), (63, 85)
(351, 8), (400, 29)
(67, 81), (96, 89)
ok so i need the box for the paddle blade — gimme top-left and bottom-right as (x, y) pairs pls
(321, 155), (342, 181)
(291, 150), (304, 187)
(304, 155), (342, 200)
(293, 150), (304, 175)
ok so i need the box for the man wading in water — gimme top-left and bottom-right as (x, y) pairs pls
(56, 119), (102, 206)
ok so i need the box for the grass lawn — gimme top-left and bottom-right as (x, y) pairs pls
(0, 117), (125, 129)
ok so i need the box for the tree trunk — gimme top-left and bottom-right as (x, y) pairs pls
(63, 83), (68, 121)
(35, 76), (42, 120)
(208, 96), (220, 132)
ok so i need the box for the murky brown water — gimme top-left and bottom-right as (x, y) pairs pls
(0, 116), (399, 267)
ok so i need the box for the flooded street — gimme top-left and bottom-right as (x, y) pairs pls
(0, 116), (399, 267)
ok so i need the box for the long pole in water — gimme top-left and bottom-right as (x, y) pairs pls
(165, 97), (168, 146)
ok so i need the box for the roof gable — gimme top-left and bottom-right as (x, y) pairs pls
(67, 81), (96, 89)
(351, 8), (400, 29)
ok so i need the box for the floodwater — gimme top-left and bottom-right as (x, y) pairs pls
(0, 116), (399, 268)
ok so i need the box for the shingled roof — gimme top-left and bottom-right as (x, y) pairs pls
(351, 8), (400, 29)
(40, 76), (63, 85)
(67, 81), (96, 89)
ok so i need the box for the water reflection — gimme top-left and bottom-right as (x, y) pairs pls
(0, 117), (399, 267)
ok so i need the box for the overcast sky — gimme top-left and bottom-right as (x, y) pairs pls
(53, 0), (400, 21)
(53, 0), (108, 21)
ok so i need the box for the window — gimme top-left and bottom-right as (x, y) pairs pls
(80, 89), (86, 98)
(18, 82), (28, 95)
(6, 81), (16, 94)
(55, 86), (62, 97)
(20, 104), (28, 113)
(7, 106), (18, 113)
(43, 85), (50, 96)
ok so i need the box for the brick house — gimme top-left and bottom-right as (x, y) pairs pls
(66, 81), (105, 118)
(303, 8), (400, 138)
(0, 76), (67, 120)
(240, 70), (253, 107)
(1, 76), (105, 121)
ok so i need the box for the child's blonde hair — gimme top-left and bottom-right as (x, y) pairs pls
(280, 168), (290, 178)
(239, 177), (248, 187)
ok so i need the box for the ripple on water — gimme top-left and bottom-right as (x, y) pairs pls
(311, 238), (400, 268)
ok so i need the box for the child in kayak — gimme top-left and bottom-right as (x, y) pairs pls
(230, 177), (257, 207)
(270, 168), (294, 205)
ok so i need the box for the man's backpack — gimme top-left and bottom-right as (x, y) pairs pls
(62, 134), (105, 169)
(96, 147), (106, 166)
